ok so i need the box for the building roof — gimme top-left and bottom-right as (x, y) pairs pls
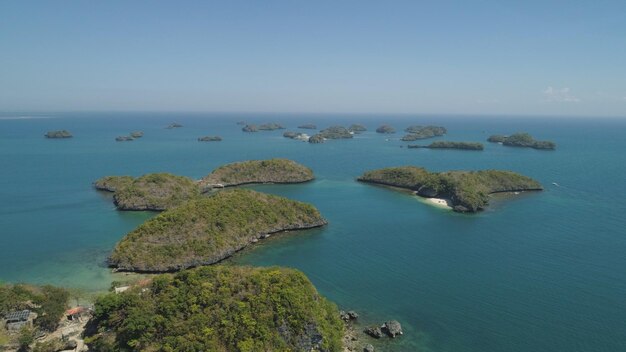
(4, 310), (30, 322)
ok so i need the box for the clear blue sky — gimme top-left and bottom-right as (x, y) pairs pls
(1, 0), (625, 116)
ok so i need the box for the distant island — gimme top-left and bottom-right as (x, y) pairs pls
(308, 126), (353, 143)
(94, 173), (200, 211)
(130, 131), (143, 138)
(408, 141), (484, 150)
(283, 131), (310, 141)
(108, 189), (328, 272)
(487, 132), (556, 150)
(166, 123), (183, 129)
(242, 124), (258, 132)
(348, 124), (367, 134)
(200, 158), (314, 188)
(258, 123), (286, 131)
(198, 135), (222, 142)
(85, 266), (343, 351)
(44, 130), (72, 138)
(115, 136), (134, 142)
(401, 125), (446, 141)
(298, 123), (317, 129)
(358, 166), (542, 212)
(376, 125), (395, 134)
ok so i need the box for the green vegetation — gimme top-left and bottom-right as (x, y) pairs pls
(320, 126), (353, 139)
(93, 175), (134, 192)
(401, 125), (446, 141)
(348, 124), (367, 133)
(109, 189), (327, 272)
(0, 283), (69, 333)
(198, 135), (222, 142)
(112, 173), (200, 211)
(308, 134), (325, 143)
(201, 158), (314, 187)
(298, 123), (317, 129)
(44, 130), (72, 138)
(358, 166), (542, 212)
(258, 123), (286, 130)
(85, 266), (343, 352)
(487, 132), (556, 150)
(376, 125), (395, 134)
(408, 141), (484, 150)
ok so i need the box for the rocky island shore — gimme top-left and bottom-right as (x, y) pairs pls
(108, 189), (328, 272)
(358, 166), (542, 212)
(408, 141), (484, 150)
(44, 130), (72, 138)
(488, 132), (556, 150)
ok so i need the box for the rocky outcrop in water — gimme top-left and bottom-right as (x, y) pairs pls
(242, 124), (259, 132)
(115, 136), (134, 142)
(44, 130), (72, 138)
(376, 125), (395, 134)
(198, 136), (222, 142)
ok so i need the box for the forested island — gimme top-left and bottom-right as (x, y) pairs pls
(308, 126), (353, 143)
(94, 173), (200, 211)
(108, 189), (327, 272)
(375, 125), (395, 134)
(44, 130), (72, 138)
(408, 141), (484, 150)
(200, 158), (314, 187)
(348, 124), (367, 133)
(242, 124), (258, 132)
(487, 133), (556, 150)
(358, 166), (542, 212)
(401, 125), (446, 141)
(85, 266), (343, 352)
(258, 123), (286, 131)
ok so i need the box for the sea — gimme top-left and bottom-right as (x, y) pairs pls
(1, 112), (625, 352)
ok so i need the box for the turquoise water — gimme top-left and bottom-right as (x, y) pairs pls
(1, 112), (625, 351)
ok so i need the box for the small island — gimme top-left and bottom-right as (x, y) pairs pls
(401, 125), (446, 141)
(115, 136), (134, 142)
(108, 189), (328, 271)
(258, 123), (286, 131)
(308, 134), (325, 143)
(130, 131), (144, 138)
(348, 124), (367, 134)
(94, 173), (200, 211)
(358, 166), (542, 212)
(200, 158), (314, 187)
(376, 125), (395, 134)
(298, 123), (317, 129)
(85, 266), (343, 351)
(408, 141), (484, 150)
(487, 132), (556, 150)
(242, 124), (259, 132)
(44, 130), (72, 138)
(283, 131), (310, 141)
(166, 123), (183, 129)
(197, 135), (222, 142)
(308, 126), (353, 143)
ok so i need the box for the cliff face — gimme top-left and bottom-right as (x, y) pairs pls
(109, 189), (327, 272)
(200, 158), (314, 187)
(358, 166), (542, 212)
(85, 265), (344, 352)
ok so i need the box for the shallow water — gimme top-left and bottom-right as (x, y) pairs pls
(1, 112), (625, 351)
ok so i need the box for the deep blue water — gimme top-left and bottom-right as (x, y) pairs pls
(1, 112), (625, 351)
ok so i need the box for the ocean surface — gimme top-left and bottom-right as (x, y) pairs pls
(1, 112), (625, 352)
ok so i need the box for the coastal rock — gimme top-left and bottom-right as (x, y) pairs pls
(44, 130), (72, 138)
(198, 136), (222, 142)
(109, 189), (328, 272)
(364, 326), (383, 339)
(363, 344), (375, 352)
(417, 185), (438, 198)
(382, 320), (403, 338)
(376, 125), (395, 134)
(340, 310), (359, 322)
(200, 158), (314, 187)
(115, 136), (134, 141)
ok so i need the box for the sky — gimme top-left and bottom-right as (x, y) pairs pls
(1, 0), (625, 116)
